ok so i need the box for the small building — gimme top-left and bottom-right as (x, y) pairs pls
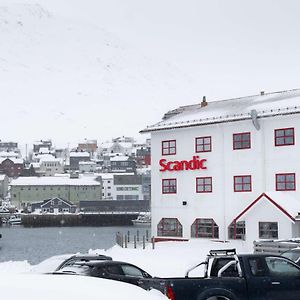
(0, 157), (24, 177)
(33, 140), (52, 153)
(110, 155), (136, 173)
(79, 161), (97, 173)
(113, 174), (143, 200)
(30, 197), (77, 214)
(69, 151), (90, 170)
(0, 141), (19, 152)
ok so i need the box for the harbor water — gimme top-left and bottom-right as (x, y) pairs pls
(0, 225), (150, 264)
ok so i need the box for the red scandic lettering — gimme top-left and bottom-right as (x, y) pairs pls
(199, 159), (207, 169)
(159, 159), (168, 171)
(160, 157), (207, 172)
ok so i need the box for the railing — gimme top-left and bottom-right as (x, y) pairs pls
(253, 240), (300, 254)
(116, 230), (155, 249)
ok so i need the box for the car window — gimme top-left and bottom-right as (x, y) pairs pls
(282, 251), (300, 262)
(105, 265), (123, 275)
(266, 257), (300, 277)
(60, 265), (91, 275)
(121, 265), (144, 278)
(248, 257), (266, 276)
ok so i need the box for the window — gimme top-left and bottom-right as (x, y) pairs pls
(266, 257), (300, 277)
(162, 179), (177, 194)
(195, 136), (212, 153)
(234, 175), (252, 192)
(259, 222), (278, 239)
(162, 140), (176, 155)
(228, 221), (246, 240)
(157, 218), (182, 237)
(233, 132), (251, 150)
(275, 128), (295, 146)
(276, 173), (296, 191)
(121, 265), (144, 278)
(196, 177), (212, 193)
(248, 258), (266, 277)
(191, 218), (219, 238)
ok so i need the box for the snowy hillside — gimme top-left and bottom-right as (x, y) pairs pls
(0, 2), (196, 145)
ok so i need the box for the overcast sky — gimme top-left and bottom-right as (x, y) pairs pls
(1, 0), (300, 148)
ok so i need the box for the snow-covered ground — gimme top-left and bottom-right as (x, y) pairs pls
(0, 239), (251, 299)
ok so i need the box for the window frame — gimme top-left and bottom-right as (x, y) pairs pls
(191, 218), (219, 238)
(161, 140), (176, 156)
(274, 127), (295, 147)
(233, 132), (251, 150)
(157, 218), (183, 237)
(196, 177), (212, 193)
(234, 175), (252, 192)
(195, 136), (212, 153)
(276, 173), (296, 191)
(162, 178), (177, 194)
(228, 221), (246, 240)
(259, 222), (278, 239)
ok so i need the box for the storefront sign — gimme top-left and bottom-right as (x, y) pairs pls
(159, 156), (207, 172)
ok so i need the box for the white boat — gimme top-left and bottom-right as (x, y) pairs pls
(132, 213), (151, 226)
(7, 214), (22, 225)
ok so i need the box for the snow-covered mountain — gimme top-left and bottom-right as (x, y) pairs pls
(0, 2), (197, 145)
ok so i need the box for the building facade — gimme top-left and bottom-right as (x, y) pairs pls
(141, 89), (300, 244)
(10, 175), (101, 208)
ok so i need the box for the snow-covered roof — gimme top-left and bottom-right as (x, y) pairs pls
(110, 155), (129, 161)
(0, 157), (24, 164)
(0, 174), (7, 180)
(70, 151), (90, 157)
(11, 176), (100, 186)
(0, 151), (20, 158)
(141, 89), (300, 133)
(79, 161), (96, 165)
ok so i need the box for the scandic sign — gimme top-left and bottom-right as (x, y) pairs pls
(159, 156), (207, 172)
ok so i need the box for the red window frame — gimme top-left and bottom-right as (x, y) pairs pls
(234, 175), (252, 192)
(196, 177), (212, 193)
(195, 136), (212, 153)
(191, 218), (219, 238)
(161, 140), (176, 156)
(274, 128), (295, 147)
(276, 173), (296, 191)
(162, 178), (177, 194)
(157, 218), (183, 237)
(233, 132), (251, 150)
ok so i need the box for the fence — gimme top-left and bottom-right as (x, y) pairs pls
(253, 240), (300, 254)
(116, 230), (155, 249)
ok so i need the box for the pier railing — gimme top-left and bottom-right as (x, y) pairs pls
(116, 230), (155, 249)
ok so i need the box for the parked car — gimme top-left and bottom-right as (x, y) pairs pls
(281, 248), (300, 266)
(54, 260), (165, 292)
(55, 254), (113, 271)
(163, 249), (300, 300)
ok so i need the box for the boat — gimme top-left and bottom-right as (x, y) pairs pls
(7, 214), (22, 226)
(132, 213), (151, 226)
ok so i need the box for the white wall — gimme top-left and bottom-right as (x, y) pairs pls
(151, 114), (300, 241)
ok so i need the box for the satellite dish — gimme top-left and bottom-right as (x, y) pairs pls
(251, 109), (260, 130)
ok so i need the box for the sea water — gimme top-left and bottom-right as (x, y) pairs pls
(0, 226), (150, 264)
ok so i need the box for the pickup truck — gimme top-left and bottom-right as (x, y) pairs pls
(163, 249), (300, 300)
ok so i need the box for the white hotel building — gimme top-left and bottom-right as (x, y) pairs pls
(141, 89), (300, 244)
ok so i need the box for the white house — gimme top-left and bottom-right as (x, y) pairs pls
(141, 89), (300, 245)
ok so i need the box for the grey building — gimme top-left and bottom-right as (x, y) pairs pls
(69, 151), (90, 170)
(10, 175), (101, 209)
(110, 155), (136, 173)
(30, 197), (77, 214)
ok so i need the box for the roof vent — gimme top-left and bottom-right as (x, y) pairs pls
(201, 96), (207, 107)
(260, 91), (265, 96)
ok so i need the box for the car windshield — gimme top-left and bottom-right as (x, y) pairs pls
(59, 264), (91, 275)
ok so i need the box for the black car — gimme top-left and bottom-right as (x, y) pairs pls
(281, 248), (300, 266)
(55, 254), (113, 271)
(54, 260), (165, 292)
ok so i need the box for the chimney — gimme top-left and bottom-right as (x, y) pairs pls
(201, 96), (207, 107)
(260, 91), (265, 96)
